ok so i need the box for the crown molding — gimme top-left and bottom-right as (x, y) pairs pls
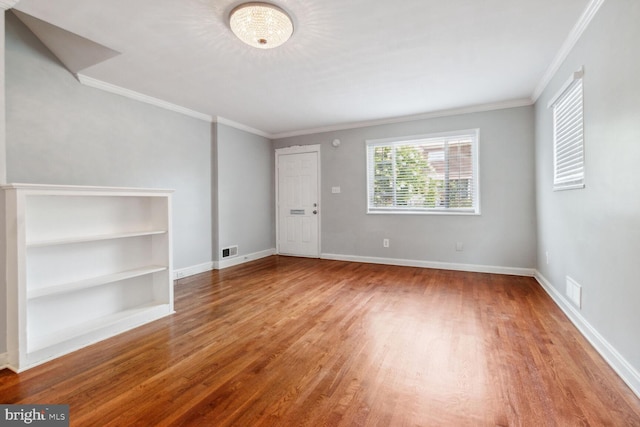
(532, 0), (606, 101)
(214, 117), (271, 139)
(0, 1), (20, 10)
(74, 74), (274, 139)
(270, 98), (534, 140)
(73, 73), (533, 141)
(76, 74), (214, 122)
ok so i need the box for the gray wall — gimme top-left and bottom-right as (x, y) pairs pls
(274, 106), (536, 270)
(215, 123), (275, 259)
(535, 0), (640, 375)
(5, 12), (213, 270)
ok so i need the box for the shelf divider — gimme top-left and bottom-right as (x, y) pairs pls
(27, 265), (168, 300)
(27, 230), (167, 248)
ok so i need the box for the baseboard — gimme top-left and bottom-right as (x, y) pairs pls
(173, 261), (214, 281)
(176, 252), (534, 279)
(173, 249), (277, 280)
(217, 248), (276, 270)
(320, 253), (535, 277)
(534, 271), (640, 399)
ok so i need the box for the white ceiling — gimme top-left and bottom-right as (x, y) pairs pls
(13, 0), (591, 138)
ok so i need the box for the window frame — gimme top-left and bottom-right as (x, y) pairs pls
(549, 68), (585, 191)
(366, 129), (480, 215)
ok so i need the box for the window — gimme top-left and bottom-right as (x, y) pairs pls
(550, 69), (584, 190)
(366, 129), (479, 214)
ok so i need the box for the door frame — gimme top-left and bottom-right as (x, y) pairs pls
(275, 144), (321, 257)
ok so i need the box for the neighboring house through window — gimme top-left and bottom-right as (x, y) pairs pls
(366, 129), (480, 214)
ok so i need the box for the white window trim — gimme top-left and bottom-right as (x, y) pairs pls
(365, 129), (480, 215)
(549, 67), (585, 191)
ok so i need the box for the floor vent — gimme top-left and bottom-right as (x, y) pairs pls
(222, 245), (239, 258)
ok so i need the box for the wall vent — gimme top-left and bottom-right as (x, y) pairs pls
(222, 245), (238, 258)
(566, 276), (582, 309)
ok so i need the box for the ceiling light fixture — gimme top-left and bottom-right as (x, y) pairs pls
(229, 2), (293, 49)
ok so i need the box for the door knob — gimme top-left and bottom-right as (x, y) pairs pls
(313, 210), (318, 214)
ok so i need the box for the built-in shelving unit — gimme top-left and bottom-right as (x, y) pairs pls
(2, 183), (174, 371)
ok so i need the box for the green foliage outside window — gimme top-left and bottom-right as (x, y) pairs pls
(370, 140), (474, 211)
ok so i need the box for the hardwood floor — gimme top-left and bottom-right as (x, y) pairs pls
(1, 256), (639, 426)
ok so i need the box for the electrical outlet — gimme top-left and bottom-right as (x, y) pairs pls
(383, 238), (389, 248)
(455, 242), (464, 251)
(176, 271), (185, 279)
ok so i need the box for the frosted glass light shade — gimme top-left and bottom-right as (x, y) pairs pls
(229, 2), (293, 49)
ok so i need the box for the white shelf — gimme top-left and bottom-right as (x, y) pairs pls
(3, 184), (174, 372)
(27, 265), (168, 300)
(27, 230), (167, 248)
(28, 303), (173, 354)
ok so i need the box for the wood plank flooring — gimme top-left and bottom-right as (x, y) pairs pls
(1, 256), (639, 426)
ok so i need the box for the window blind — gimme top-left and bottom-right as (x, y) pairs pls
(552, 77), (584, 190)
(366, 130), (479, 214)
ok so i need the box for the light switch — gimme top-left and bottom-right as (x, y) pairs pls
(331, 186), (341, 194)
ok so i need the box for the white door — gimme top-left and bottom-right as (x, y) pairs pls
(276, 148), (320, 257)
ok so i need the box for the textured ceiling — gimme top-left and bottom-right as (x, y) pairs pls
(13, 0), (591, 137)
